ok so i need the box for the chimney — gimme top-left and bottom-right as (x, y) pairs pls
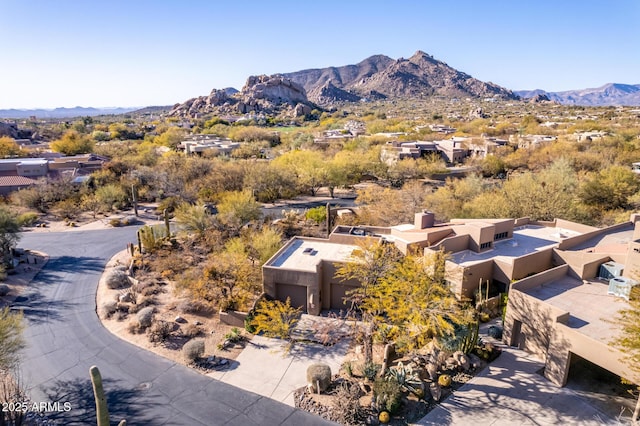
(415, 210), (435, 229)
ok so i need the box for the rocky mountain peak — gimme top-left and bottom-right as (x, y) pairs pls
(285, 51), (517, 104)
(168, 74), (315, 118)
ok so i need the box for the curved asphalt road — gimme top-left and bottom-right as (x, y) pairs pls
(17, 228), (334, 425)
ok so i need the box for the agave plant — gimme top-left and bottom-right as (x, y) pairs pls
(385, 361), (422, 394)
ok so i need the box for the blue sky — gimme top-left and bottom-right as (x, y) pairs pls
(1, 0), (639, 109)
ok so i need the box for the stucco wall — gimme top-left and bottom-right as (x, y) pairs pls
(460, 260), (494, 300)
(504, 287), (568, 358)
(511, 249), (554, 281)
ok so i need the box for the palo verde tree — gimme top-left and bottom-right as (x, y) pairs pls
(0, 307), (24, 370)
(199, 248), (261, 311)
(0, 207), (21, 265)
(50, 130), (95, 155)
(335, 238), (403, 363)
(369, 250), (474, 353)
(0, 308), (26, 426)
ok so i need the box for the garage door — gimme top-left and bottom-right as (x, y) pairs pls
(275, 283), (307, 313)
(330, 282), (357, 310)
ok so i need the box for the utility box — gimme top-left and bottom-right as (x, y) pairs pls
(599, 261), (624, 280)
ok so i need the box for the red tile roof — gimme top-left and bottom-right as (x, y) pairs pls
(0, 176), (37, 187)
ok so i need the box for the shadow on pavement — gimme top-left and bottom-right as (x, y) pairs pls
(35, 256), (106, 279)
(41, 376), (159, 425)
(11, 291), (80, 325)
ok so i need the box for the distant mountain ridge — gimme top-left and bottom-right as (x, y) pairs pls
(284, 51), (518, 104)
(0, 106), (139, 119)
(169, 51), (519, 117)
(515, 83), (640, 106)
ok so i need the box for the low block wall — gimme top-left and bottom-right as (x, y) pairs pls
(219, 310), (248, 327)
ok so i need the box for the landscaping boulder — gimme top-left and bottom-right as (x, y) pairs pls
(136, 306), (155, 328)
(0, 284), (9, 297)
(453, 351), (470, 371)
(306, 363), (332, 394)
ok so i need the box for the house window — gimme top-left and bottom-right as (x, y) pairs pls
(480, 242), (492, 250)
(494, 232), (508, 240)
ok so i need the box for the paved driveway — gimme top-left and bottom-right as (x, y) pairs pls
(210, 319), (351, 405)
(416, 347), (617, 426)
(17, 229), (335, 425)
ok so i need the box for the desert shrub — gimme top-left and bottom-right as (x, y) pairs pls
(250, 298), (301, 339)
(105, 270), (130, 289)
(181, 323), (202, 338)
(177, 299), (212, 315)
(147, 320), (174, 344)
(149, 250), (188, 275)
(127, 320), (145, 334)
(116, 302), (129, 312)
(140, 283), (161, 296)
(17, 212), (39, 227)
(305, 206), (327, 224)
(331, 380), (364, 425)
(362, 362), (381, 382)
(121, 216), (137, 226)
(156, 196), (182, 214)
(218, 327), (243, 350)
(136, 296), (158, 309)
(109, 218), (122, 227)
(306, 363), (332, 393)
(128, 303), (141, 314)
(115, 311), (128, 321)
(136, 306), (155, 329)
(0, 284), (9, 297)
(183, 339), (205, 363)
(100, 301), (118, 319)
(386, 361), (422, 394)
(373, 377), (402, 414)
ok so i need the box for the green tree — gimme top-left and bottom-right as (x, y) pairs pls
(154, 127), (187, 149)
(0, 307), (24, 369)
(244, 225), (283, 265)
(479, 154), (506, 177)
(174, 203), (215, 238)
(250, 298), (301, 339)
(0, 207), (21, 265)
(243, 163), (298, 202)
(50, 130), (95, 155)
(94, 184), (128, 212)
(579, 165), (640, 210)
(336, 238), (403, 363)
(201, 250), (260, 311)
(0, 136), (23, 158)
(216, 190), (261, 228)
(273, 150), (328, 196)
(81, 193), (102, 219)
(371, 251), (473, 352)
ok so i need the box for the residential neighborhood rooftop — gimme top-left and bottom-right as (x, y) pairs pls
(523, 276), (628, 342)
(451, 225), (583, 266)
(266, 238), (358, 272)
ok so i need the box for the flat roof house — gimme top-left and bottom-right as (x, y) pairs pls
(504, 214), (640, 387)
(263, 211), (604, 313)
(263, 210), (640, 393)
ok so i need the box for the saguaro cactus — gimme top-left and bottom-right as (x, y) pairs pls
(89, 365), (127, 426)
